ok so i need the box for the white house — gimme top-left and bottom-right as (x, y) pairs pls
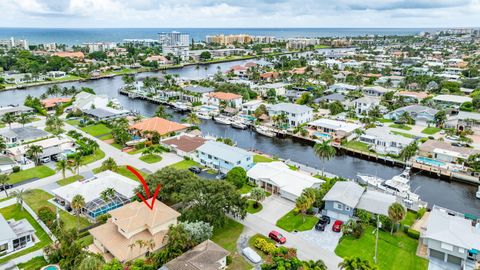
(352, 96), (381, 115)
(0, 214), (36, 256)
(196, 141), (253, 173)
(362, 86), (393, 97)
(241, 100), (264, 115)
(251, 82), (287, 97)
(71, 91), (109, 112)
(433, 95), (472, 109)
(268, 103), (313, 127)
(308, 118), (361, 139)
(247, 161), (324, 201)
(202, 92), (243, 109)
(359, 127), (414, 155)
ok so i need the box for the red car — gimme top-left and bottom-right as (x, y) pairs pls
(268, 230), (286, 244)
(332, 220), (343, 232)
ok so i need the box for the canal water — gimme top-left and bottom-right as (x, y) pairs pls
(2, 59), (480, 216)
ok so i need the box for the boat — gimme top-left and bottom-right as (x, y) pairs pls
(214, 115), (232, 125)
(172, 102), (189, 112)
(231, 121), (248, 129)
(195, 111), (211, 120)
(255, 126), (276, 138)
(476, 186), (480, 199)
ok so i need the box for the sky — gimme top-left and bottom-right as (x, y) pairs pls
(0, 0), (480, 28)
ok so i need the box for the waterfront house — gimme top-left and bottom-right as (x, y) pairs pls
(203, 92), (243, 109)
(420, 206), (480, 269)
(241, 100), (264, 115)
(89, 200), (180, 262)
(129, 117), (188, 137)
(161, 134), (207, 159)
(181, 85), (214, 103)
(71, 91), (109, 112)
(260, 71), (280, 82)
(160, 240), (229, 270)
(84, 107), (130, 121)
(2, 73), (34, 84)
(384, 105), (438, 126)
(52, 170), (138, 220)
(268, 103), (313, 127)
(0, 127), (50, 147)
(432, 95), (472, 109)
(359, 127), (414, 155)
(228, 65), (248, 78)
(355, 190), (396, 216)
(418, 140), (479, 164)
(247, 161), (324, 201)
(0, 214), (36, 257)
(0, 105), (34, 117)
(46, 71), (66, 78)
(445, 111), (480, 135)
(41, 97), (71, 111)
(196, 141), (253, 173)
(352, 96), (381, 115)
(362, 86), (393, 97)
(322, 181), (365, 221)
(307, 118), (361, 139)
(144, 55), (169, 65)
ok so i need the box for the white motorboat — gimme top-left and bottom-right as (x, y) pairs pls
(255, 126), (276, 137)
(214, 115), (232, 125)
(476, 186), (480, 199)
(195, 111), (211, 120)
(172, 102), (189, 112)
(231, 121), (248, 129)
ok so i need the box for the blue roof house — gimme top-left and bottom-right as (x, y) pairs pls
(196, 141), (254, 173)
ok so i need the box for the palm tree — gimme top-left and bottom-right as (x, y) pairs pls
(77, 255), (104, 270)
(0, 137), (6, 153)
(0, 174), (9, 197)
(55, 159), (72, 180)
(249, 187), (266, 208)
(71, 194), (85, 230)
(144, 239), (156, 256)
(72, 154), (83, 174)
(339, 256), (378, 270)
(305, 260), (327, 270)
(101, 157), (118, 172)
(100, 188), (115, 202)
(17, 113), (32, 127)
(388, 202), (406, 234)
(1, 113), (16, 129)
(26, 145), (43, 165)
(186, 113), (201, 126)
(155, 105), (170, 119)
(314, 140), (336, 176)
(11, 189), (30, 211)
(295, 195), (310, 223)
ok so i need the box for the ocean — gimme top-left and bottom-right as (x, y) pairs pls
(0, 28), (439, 46)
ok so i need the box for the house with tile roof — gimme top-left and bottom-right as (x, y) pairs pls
(129, 117), (188, 137)
(160, 240), (229, 270)
(203, 92), (243, 109)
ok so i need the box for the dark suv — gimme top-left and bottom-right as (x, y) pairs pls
(188, 166), (202, 174)
(315, 216), (331, 231)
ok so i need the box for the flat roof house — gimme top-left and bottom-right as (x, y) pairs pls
(352, 96), (381, 115)
(322, 181), (365, 221)
(433, 95), (472, 109)
(129, 117), (188, 137)
(181, 85), (214, 103)
(84, 107), (130, 121)
(0, 214), (36, 256)
(362, 86), (393, 97)
(89, 200), (180, 262)
(385, 105), (438, 126)
(160, 240), (229, 270)
(247, 161), (324, 201)
(268, 103), (313, 127)
(0, 127), (50, 147)
(196, 141), (253, 173)
(359, 127), (414, 156)
(421, 206), (480, 269)
(71, 91), (109, 112)
(6, 136), (74, 161)
(308, 118), (361, 139)
(0, 105), (34, 117)
(52, 170), (139, 219)
(418, 140), (479, 164)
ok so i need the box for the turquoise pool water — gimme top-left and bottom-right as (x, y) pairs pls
(416, 157), (446, 167)
(313, 132), (332, 140)
(44, 266), (60, 270)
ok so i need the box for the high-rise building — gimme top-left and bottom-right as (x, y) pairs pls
(83, 42), (117, 53)
(0, 37), (29, 50)
(205, 34), (254, 45)
(159, 32), (190, 61)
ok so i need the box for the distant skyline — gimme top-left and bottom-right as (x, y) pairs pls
(1, 0), (480, 28)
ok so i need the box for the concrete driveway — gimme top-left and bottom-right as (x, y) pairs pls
(428, 258), (461, 270)
(296, 219), (343, 252)
(254, 195), (294, 222)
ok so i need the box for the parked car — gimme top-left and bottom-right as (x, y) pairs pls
(374, 121), (384, 127)
(315, 216), (331, 231)
(40, 157), (51, 163)
(215, 173), (226, 180)
(0, 184), (13, 191)
(242, 247), (262, 264)
(332, 220), (343, 232)
(188, 166), (202, 174)
(268, 230), (286, 244)
(446, 135), (460, 141)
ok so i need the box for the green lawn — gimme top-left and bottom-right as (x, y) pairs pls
(80, 124), (112, 137)
(66, 119), (80, 126)
(421, 127), (441, 135)
(401, 211), (418, 227)
(81, 149), (105, 165)
(98, 133), (113, 140)
(93, 165), (148, 181)
(335, 226), (428, 270)
(378, 118), (393, 123)
(276, 210), (319, 232)
(7, 165), (55, 185)
(17, 256), (48, 270)
(168, 159), (201, 170)
(253, 154), (274, 163)
(389, 124), (412, 130)
(24, 189), (90, 231)
(128, 148), (146, 155)
(56, 174), (84, 186)
(211, 218), (250, 270)
(246, 200), (263, 214)
(239, 184), (255, 194)
(391, 131), (416, 139)
(0, 204), (52, 264)
(140, 154), (162, 164)
(344, 141), (371, 152)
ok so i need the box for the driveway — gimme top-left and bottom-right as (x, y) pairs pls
(296, 219), (342, 252)
(254, 196), (294, 223)
(428, 258), (461, 270)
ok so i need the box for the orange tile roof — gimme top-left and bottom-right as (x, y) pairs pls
(260, 72), (279, 79)
(52, 51), (85, 59)
(396, 91), (429, 100)
(41, 97), (71, 108)
(290, 67), (306, 74)
(207, 92), (242, 100)
(129, 117), (187, 136)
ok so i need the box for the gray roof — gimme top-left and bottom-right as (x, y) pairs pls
(356, 190), (397, 216)
(0, 126), (49, 141)
(162, 240), (229, 270)
(389, 105), (437, 117)
(0, 215), (16, 242)
(452, 111), (480, 121)
(0, 105), (33, 116)
(315, 93), (346, 103)
(0, 156), (15, 166)
(39, 147), (63, 158)
(183, 85), (214, 94)
(84, 107), (128, 119)
(352, 96), (380, 105)
(269, 103), (313, 114)
(323, 181), (364, 208)
(196, 140), (252, 164)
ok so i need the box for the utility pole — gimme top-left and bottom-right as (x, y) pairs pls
(374, 214), (380, 264)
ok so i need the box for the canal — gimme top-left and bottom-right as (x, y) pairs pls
(2, 59), (479, 216)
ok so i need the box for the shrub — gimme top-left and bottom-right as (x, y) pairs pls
(135, 142), (146, 150)
(403, 225), (410, 233)
(416, 208), (426, 219)
(254, 238), (276, 254)
(38, 206), (56, 228)
(226, 255), (232, 265)
(96, 214), (111, 224)
(12, 166), (20, 173)
(407, 228), (420, 239)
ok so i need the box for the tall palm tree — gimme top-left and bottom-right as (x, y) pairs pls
(72, 154), (83, 174)
(186, 113), (201, 126)
(295, 195), (310, 223)
(0, 174), (9, 197)
(100, 188), (115, 202)
(101, 157), (118, 172)
(17, 113), (32, 127)
(77, 255), (104, 270)
(0, 137), (6, 153)
(26, 145), (43, 165)
(71, 194), (85, 230)
(144, 239), (156, 256)
(388, 203), (406, 235)
(11, 189), (30, 211)
(55, 159), (72, 180)
(314, 140), (336, 176)
(155, 105), (170, 119)
(1, 113), (16, 129)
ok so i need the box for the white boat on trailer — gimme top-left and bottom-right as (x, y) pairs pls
(231, 121), (248, 129)
(214, 115), (232, 125)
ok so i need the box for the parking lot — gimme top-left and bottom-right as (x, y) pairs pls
(296, 218), (343, 252)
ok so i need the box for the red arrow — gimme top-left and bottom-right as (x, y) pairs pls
(127, 165), (161, 210)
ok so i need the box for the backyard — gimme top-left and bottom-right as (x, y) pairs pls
(344, 141), (371, 153)
(335, 226), (428, 270)
(421, 127), (441, 135)
(253, 154), (275, 163)
(7, 165), (55, 185)
(0, 204), (52, 264)
(276, 209), (318, 232)
(139, 154), (162, 164)
(211, 218), (251, 270)
(80, 149), (106, 165)
(80, 123), (112, 137)
(168, 159), (201, 170)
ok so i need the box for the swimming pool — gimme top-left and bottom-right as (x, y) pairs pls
(313, 132), (332, 140)
(416, 157), (446, 167)
(88, 201), (127, 218)
(42, 265), (60, 270)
